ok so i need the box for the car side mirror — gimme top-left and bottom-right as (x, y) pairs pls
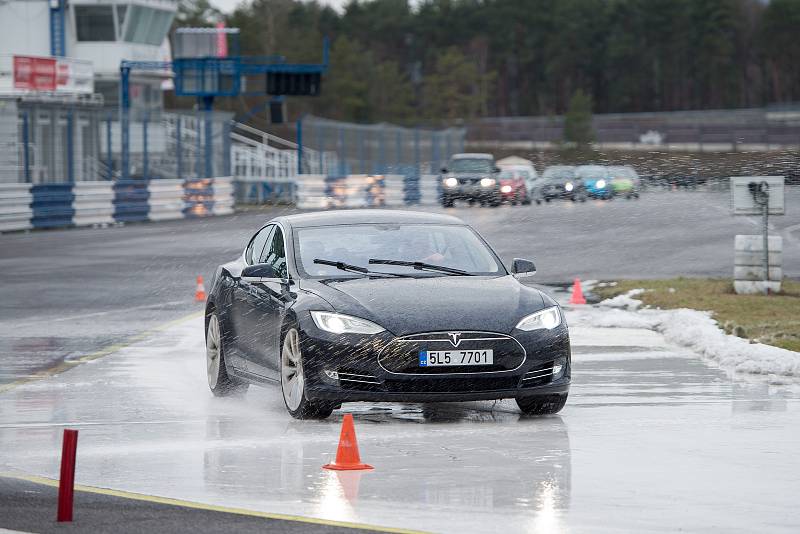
(493, 166), (501, 173)
(511, 258), (536, 278)
(440, 167), (448, 174)
(241, 263), (278, 282)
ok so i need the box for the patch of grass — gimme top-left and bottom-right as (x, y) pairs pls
(593, 278), (800, 352)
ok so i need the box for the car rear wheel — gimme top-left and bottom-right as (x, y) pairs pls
(206, 313), (248, 397)
(281, 327), (335, 420)
(516, 394), (568, 415)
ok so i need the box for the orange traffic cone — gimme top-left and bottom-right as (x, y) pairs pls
(569, 278), (586, 305)
(195, 275), (206, 302)
(323, 414), (373, 471)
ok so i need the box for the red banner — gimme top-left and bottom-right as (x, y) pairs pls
(13, 56), (56, 91)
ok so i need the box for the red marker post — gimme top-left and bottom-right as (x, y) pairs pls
(57, 429), (79, 522)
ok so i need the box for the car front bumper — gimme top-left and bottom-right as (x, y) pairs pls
(296, 318), (572, 403)
(442, 185), (501, 201)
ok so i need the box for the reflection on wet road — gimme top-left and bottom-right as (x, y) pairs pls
(1, 316), (799, 533)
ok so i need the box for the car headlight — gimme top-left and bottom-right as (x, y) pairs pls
(444, 177), (458, 187)
(564, 182), (574, 192)
(500, 185), (512, 193)
(596, 179), (606, 189)
(310, 311), (385, 335)
(515, 307), (561, 331)
(480, 178), (496, 187)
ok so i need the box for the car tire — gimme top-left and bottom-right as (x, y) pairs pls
(441, 199), (454, 208)
(280, 326), (336, 420)
(206, 312), (249, 397)
(535, 199), (542, 205)
(544, 197), (551, 203)
(516, 394), (568, 415)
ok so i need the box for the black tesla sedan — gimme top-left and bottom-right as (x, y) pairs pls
(205, 210), (571, 419)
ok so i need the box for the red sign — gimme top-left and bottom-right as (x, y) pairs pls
(14, 56), (57, 91)
(216, 22), (227, 58)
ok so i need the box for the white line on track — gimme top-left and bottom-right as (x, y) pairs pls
(16, 300), (189, 326)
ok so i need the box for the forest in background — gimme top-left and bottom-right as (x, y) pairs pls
(172, 0), (800, 125)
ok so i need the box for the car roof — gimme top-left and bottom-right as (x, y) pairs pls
(452, 153), (493, 160)
(274, 209), (466, 229)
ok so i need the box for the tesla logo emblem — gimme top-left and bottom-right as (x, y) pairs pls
(448, 332), (463, 347)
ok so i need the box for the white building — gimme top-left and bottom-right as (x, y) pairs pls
(0, 0), (178, 183)
(0, 0), (176, 109)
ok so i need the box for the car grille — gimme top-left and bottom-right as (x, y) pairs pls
(457, 178), (481, 185)
(520, 361), (555, 388)
(383, 376), (519, 393)
(378, 331), (526, 374)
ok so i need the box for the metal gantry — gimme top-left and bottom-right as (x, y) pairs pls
(118, 36), (328, 181)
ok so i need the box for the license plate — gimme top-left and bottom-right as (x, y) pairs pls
(419, 349), (493, 367)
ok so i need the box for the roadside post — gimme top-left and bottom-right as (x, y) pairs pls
(730, 176), (785, 294)
(57, 428), (79, 522)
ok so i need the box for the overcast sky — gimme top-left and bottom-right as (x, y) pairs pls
(208, 0), (347, 14)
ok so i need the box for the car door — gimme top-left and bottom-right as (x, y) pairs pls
(241, 225), (290, 380)
(227, 225), (274, 372)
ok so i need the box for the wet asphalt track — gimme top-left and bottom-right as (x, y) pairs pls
(1, 187), (800, 532)
(1, 188), (798, 386)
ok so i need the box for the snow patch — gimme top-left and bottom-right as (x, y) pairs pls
(566, 290), (800, 379)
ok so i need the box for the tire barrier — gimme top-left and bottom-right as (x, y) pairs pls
(419, 174), (441, 206)
(0, 183), (33, 232)
(235, 180), (296, 205)
(113, 180), (150, 223)
(31, 184), (75, 229)
(147, 179), (185, 221)
(294, 174), (330, 210)
(383, 175), (406, 207)
(0, 177), (237, 233)
(73, 182), (114, 227)
(248, 174), (438, 210)
(184, 177), (235, 218)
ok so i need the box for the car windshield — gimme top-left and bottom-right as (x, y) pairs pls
(609, 167), (638, 180)
(295, 224), (504, 278)
(543, 167), (575, 181)
(450, 158), (493, 173)
(576, 166), (608, 180)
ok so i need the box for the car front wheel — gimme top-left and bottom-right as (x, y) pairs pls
(516, 394), (568, 415)
(281, 327), (335, 419)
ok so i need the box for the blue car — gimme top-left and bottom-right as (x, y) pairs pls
(576, 165), (613, 200)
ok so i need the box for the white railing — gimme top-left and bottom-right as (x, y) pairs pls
(230, 122), (337, 182)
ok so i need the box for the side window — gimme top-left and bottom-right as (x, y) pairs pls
(245, 225), (274, 265)
(260, 226), (288, 278)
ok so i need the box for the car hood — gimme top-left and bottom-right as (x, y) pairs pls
(301, 275), (547, 336)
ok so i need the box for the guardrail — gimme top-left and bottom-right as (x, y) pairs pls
(0, 177), (236, 233)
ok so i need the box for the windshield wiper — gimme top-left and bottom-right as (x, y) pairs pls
(313, 258), (411, 278)
(368, 258), (474, 276)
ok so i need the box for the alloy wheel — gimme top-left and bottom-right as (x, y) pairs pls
(281, 328), (305, 411)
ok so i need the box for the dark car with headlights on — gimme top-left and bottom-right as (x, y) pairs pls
(441, 153), (502, 207)
(535, 166), (586, 203)
(204, 210), (571, 419)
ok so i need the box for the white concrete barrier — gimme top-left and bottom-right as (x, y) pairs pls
(295, 174), (329, 210)
(212, 176), (235, 216)
(419, 174), (440, 206)
(0, 183), (33, 232)
(383, 175), (406, 207)
(734, 234), (782, 294)
(148, 179), (185, 221)
(73, 182), (114, 227)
